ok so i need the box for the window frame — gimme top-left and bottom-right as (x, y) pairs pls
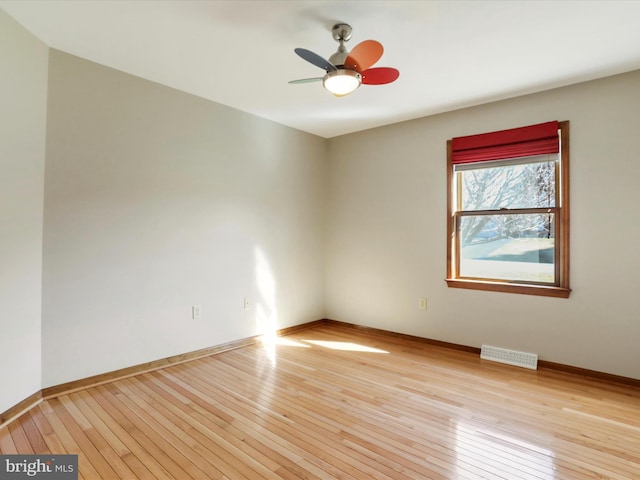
(446, 121), (570, 298)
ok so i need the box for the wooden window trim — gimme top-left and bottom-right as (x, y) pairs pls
(446, 121), (570, 298)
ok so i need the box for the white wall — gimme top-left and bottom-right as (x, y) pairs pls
(0, 10), (48, 412)
(42, 50), (326, 387)
(326, 70), (640, 380)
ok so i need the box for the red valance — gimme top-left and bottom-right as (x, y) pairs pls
(451, 121), (559, 165)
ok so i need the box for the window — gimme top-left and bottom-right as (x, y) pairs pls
(446, 121), (570, 298)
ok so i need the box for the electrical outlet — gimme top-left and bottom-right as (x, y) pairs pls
(192, 305), (202, 319)
(243, 298), (251, 310)
(418, 298), (427, 310)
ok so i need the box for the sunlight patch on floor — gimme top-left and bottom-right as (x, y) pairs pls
(261, 336), (311, 348)
(303, 340), (389, 353)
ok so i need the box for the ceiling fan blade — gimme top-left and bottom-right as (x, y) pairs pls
(294, 48), (337, 72)
(361, 67), (399, 85)
(288, 77), (323, 84)
(344, 40), (383, 72)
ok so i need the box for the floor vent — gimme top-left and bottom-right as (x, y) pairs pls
(480, 345), (538, 370)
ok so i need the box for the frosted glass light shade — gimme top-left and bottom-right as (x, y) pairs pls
(323, 69), (361, 96)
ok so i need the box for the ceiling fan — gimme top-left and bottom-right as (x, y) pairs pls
(289, 23), (399, 97)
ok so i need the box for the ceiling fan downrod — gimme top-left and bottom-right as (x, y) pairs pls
(329, 23), (352, 66)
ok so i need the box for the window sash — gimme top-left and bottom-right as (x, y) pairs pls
(453, 209), (560, 285)
(453, 156), (559, 212)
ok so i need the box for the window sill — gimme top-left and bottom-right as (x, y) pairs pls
(445, 278), (571, 298)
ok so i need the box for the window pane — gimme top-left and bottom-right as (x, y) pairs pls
(459, 213), (555, 283)
(458, 161), (556, 211)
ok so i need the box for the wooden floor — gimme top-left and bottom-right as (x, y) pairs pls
(2, 323), (640, 479)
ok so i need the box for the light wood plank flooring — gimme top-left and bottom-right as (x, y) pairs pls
(2, 323), (640, 479)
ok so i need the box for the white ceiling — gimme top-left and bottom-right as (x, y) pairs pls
(2, 0), (640, 138)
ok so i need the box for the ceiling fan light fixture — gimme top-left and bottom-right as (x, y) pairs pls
(323, 69), (361, 96)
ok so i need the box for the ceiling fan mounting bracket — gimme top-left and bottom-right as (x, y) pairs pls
(331, 23), (352, 43)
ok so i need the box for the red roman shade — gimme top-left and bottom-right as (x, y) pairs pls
(451, 121), (559, 165)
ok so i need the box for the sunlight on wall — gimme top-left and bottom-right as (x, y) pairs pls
(455, 421), (555, 478)
(254, 247), (280, 366)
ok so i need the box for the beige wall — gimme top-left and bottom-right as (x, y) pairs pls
(0, 10), (48, 412)
(42, 50), (327, 387)
(326, 69), (640, 379)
